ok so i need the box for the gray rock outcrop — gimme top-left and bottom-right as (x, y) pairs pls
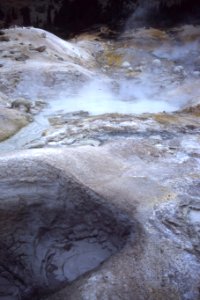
(0, 143), (199, 299)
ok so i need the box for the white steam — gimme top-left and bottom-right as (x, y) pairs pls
(153, 41), (199, 61)
(48, 77), (182, 115)
(10, 26), (200, 117)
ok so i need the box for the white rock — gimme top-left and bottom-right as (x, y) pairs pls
(121, 61), (131, 68)
(173, 65), (184, 73)
(192, 71), (200, 77)
(135, 65), (144, 72)
(189, 209), (200, 223)
(152, 59), (161, 66)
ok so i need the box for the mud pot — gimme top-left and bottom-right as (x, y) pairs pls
(0, 160), (132, 300)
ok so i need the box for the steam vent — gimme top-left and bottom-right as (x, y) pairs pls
(0, 0), (200, 300)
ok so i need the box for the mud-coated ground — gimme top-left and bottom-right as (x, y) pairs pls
(0, 24), (199, 299)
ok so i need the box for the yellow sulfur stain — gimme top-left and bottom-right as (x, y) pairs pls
(104, 51), (123, 67)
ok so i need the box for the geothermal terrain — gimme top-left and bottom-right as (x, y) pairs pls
(0, 5), (200, 300)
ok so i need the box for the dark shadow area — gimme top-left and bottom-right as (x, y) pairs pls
(126, 0), (200, 30)
(48, 0), (200, 38)
(0, 0), (200, 38)
(52, 0), (133, 38)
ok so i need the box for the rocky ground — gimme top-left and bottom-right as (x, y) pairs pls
(0, 24), (200, 299)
